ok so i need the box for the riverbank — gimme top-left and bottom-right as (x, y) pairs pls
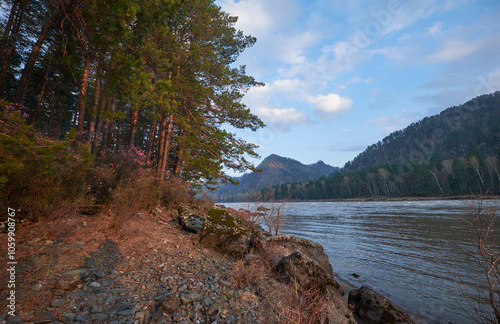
(0, 204), (363, 323)
(1, 208), (267, 323)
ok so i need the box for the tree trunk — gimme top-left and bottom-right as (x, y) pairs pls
(14, 14), (57, 103)
(146, 119), (157, 161)
(129, 108), (139, 147)
(160, 114), (174, 179)
(156, 115), (167, 172)
(0, 0), (19, 59)
(92, 94), (107, 154)
(0, 0), (29, 96)
(430, 170), (444, 195)
(99, 97), (114, 154)
(76, 56), (91, 135)
(30, 55), (52, 124)
(86, 64), (101, 142)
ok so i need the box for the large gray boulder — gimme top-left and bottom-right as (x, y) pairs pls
(178, 205), (270, 255)
(275, 250), (339, 291)
(348, 286), (415, 324)
(265, 235), (335, 278)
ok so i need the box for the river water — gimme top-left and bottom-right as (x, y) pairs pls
(224, 200), (499, 324)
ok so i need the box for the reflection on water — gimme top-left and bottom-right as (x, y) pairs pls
(224, 200), (499, 324)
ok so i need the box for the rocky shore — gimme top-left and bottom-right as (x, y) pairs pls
(1, 204), (415, 323)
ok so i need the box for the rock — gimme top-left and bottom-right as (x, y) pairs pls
(6, 316), (23, 324)
(348, 286), (415, 324)
(54, 268), (91, 290)
(91, 313), (108, 321)
(199, 206), (270, 255)
(51, 298), (66, 307)
(32, 282), (42, 290)
(149, 293), (182, 323)
(90, 281), (101, 288)
(181, 291), (201, 304)
(179, 213), (206, 234)
(60, 313), (76, 324)
(275, 250), (340, 291)
(95, 270), (106, 278)
(265, 235), (334, 277)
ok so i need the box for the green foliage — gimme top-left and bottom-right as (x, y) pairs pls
(0, 100), (94, 218)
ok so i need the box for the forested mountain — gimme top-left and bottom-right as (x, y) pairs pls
(213, 154), (339, 201)
(262, 92), (500, 201)
(344, 92), (500, 172)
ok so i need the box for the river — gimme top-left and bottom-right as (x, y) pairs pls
(223, 199), (499, 324)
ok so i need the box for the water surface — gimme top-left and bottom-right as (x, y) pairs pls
(225, 200), (499, 323)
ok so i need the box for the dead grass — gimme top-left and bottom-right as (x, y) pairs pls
(231, 244), (350, 324)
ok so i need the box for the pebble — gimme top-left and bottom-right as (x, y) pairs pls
(9, 214), (272, 324)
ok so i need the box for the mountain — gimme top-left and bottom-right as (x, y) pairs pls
(343, 91), (500, 172)
(213, 154), (339, 201)
(264, 92), (500, 200)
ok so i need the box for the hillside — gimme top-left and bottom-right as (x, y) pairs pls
(263, 92), (500, 200)
(344, 92), (500, 172)
(213, 154), (339, 201)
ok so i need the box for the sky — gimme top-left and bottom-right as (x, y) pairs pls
(218, 0), (500, 173)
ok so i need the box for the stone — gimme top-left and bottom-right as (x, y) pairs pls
(96, 271), (106, 278)
(348, 286), (416, 324)
(275, 250), (340, 291)
(91, 313), (108, 321)
(160, 293), (181, 313)
(54, 268), (91, 290)
(117, 309), (134, 316)
(265, 235), (334, 277)
(60, 313), (76, 324)
(51, 299), (65, 307)
(199, 206), (270, 255)
(90, 281), (101, 288)
(181, 291), (201, 305)
(179, 213), (206, 234)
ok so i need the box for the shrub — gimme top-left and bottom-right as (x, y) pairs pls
(0, 100), (94, 219)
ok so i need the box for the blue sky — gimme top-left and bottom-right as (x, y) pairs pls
(216, 0), (500, 173)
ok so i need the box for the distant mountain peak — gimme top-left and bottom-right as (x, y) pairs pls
(213, 154), (339, 201)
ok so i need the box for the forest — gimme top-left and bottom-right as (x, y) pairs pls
(0, 0), (263, 219)
(236, 92), (500, 202)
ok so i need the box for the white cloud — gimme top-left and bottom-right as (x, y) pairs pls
(426, 39), (484, 63)
(255, 106), (311, 131)
(308, 94), (354, 120)
(428, 21), (443, 36)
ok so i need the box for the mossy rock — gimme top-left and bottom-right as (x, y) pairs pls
(200, 206), (269, 256)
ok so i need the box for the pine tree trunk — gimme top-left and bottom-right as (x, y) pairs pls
(160, 114), (174, 179)
(0, 0), (19, 59)
(146, 119), (157, 160)
(99, 97), (114, 154)
(92, 94), (107, 154)
(0, 0), (28, 96)
(129, 108), (139, 147)
(14, 14), (57, 103)
(76, 56), (91, 135)
(31, 56), (52, 124)
(86, 64), (101, 142)
(156, 115), (167, 173)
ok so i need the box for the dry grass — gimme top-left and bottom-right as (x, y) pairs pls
(231, 245), (350, 324)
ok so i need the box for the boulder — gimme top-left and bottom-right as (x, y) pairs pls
(275, 250), (340, 291)
(179, 213), (205, 234)
(264, 235), (334, 278)
(199, 206), (270, 255)
(348, 286), (415, 324)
